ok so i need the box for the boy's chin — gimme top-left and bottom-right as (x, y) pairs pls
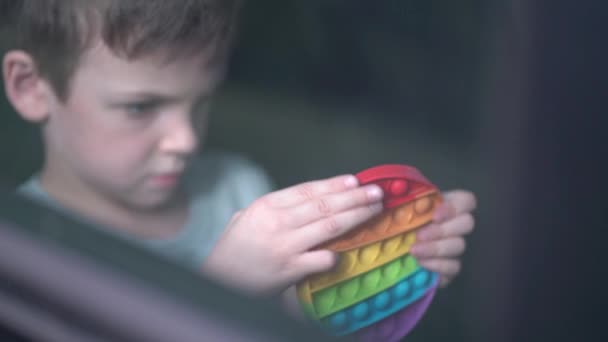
(122, 187), (185, 212)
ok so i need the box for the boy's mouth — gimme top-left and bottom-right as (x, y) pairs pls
(150, 172), (183, 188)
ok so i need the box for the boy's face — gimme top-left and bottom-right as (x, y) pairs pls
(44, 40), (223, 210)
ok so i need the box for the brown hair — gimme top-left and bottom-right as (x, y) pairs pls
(0, 0), (242, 101)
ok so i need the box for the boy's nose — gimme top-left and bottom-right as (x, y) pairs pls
(159, 114), (199, 156)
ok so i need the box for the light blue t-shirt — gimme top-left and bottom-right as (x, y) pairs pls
(17, 150), (275, 268)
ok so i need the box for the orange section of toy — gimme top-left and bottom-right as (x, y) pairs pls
(319, 191), (442, 252)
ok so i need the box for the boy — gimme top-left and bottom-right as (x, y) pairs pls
(1, 0), (475, 320)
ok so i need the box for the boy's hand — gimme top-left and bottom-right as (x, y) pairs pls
(280, 190), (477, 321)
(202, 175), (384, 296)
(410, 190), (476, 287)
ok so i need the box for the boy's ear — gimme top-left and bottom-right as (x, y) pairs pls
(2, 51), (53, 123)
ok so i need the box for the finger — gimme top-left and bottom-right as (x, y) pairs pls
(439, 275), (454, 288)
(287, 250), (338, 282)
(416, 214), (474, 241)
(410, 237), (466, 258)
(291, 203), (384, 249)
(418, 259), (461, 280)
(434, 190), (477, 222)
(227, 210), (243, 225)
(284, 184), (383, 227)
(264, 175), (360, 208)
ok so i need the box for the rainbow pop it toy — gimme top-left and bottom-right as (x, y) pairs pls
(297, 165), (442, 341)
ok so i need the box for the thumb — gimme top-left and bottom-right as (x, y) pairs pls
(288, 250), (338, 283)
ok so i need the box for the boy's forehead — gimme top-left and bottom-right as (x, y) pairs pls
(77, 39), (225, 93)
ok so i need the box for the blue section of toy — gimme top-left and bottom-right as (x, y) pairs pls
(321, 269), (438, 336)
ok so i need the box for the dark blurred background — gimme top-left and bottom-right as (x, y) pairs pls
(2, 0), (605, 341)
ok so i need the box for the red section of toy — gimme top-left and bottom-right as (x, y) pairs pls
(317, 164), (441, 252)
(356, 165), (437, 209)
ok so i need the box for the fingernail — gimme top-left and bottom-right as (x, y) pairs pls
(370, 203), (383, 213)
(433, 206), (447, 222)
(416, 230), (431, 241)
(344, 175), (359, 188)
(366, 185), (383, 200)
(410, 245), (420, 255)
(410, 244), (423, 256)
(417, 260), (431, 269)
(416, 224), (438, 241)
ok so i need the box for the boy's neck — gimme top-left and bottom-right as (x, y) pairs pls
(38, 165), (189, 241)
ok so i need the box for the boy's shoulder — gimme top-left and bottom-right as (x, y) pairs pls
(184, 149), (275, 207)
(188, 149), (266, 180)
(16, 149), (275, 210)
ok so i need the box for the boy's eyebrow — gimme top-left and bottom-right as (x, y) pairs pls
(110, 92), (175, 101)
(107, 89), (214, 102)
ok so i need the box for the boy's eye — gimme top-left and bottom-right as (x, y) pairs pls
(124, 101), (159, 117)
